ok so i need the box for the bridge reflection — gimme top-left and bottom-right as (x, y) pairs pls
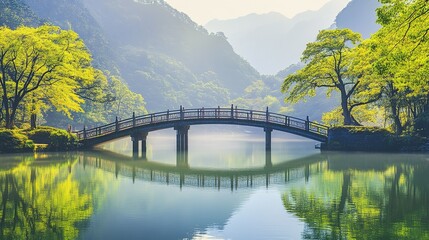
(78, 151), (326, 190)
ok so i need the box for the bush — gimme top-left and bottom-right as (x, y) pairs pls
(389, 135), (427, 151)
(331, 126), (392, 134)
(27, 128), (54, 144)
(49, 129), (77, 151)
(14, 127), (78, 152)
(327, 126), (393, 151)
(0, 129), (34, 153)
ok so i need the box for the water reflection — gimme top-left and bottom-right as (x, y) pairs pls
(81, 150), (324, 190)
(282, 153), (429, 240)
(0, 153), (117, 240)
(0, 148), (429, 239)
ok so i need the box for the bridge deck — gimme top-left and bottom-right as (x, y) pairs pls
(75, 106), (329, 145)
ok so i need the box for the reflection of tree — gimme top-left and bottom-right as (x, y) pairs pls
(0, 156), (115, 239)
(283, 161), (429, 239)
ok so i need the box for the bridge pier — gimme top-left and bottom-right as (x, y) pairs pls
(264, 127), (273, 167)
(264, 127), (272, 152)
(131, 131), (148, 159)
(175, 125), (190, 167)
(264, 128), (273, 167)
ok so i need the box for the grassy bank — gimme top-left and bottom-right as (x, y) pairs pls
(0, 127), (78, 153)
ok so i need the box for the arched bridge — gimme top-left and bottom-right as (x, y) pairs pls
(75, 106), (328, 158)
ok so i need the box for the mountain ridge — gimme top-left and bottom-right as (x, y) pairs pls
(2, 0), (261, 111)
(205, 0), (350, 74)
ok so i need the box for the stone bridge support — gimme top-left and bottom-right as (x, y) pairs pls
(175, 125), (190, 167)
(264, 127), (273, 167)
(131, 131), (148, 159)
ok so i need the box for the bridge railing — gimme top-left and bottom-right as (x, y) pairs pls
(75, 107), (328, 140)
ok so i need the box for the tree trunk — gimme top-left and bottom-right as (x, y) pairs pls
(30, 113), (37, 129)
(5, 118), (14, 129)
(390, 99), (403, 135)
(340, 90), (354, 125)
(5, 106), (17, 129)
(2, 96), (12, 129)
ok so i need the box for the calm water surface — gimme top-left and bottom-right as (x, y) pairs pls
(1, 127), (429, 240)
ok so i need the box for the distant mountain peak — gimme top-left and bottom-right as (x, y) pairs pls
(205, 0), (350, 74)
(335, 0), (381, 38)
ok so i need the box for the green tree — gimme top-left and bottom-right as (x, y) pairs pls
(353, 0), (429, 134)
(282, 29), (365, 125)
(104, 75), (147, 121)
(0, 25), (96, 128)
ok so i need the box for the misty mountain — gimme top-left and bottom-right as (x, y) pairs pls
(2, 0), (261, 111)
(80, 0), (260, 110)
(335, 0), (381, 38)
(205, 0), (350, 74)
(22, 0), (117, 73)
(0, 0), (42, 28)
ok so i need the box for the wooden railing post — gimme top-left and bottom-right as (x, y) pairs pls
(167, 110), (169, 121)
(202, 107), (204, 118)
(115, 116), (119, 132)
(83, 126), (87, 140)
(305, 116), (309, 131)
(133, 112), (136, 128)
(235, 106), (238, 118)
(266, 107), (269, 122)
(231, 104), (233, 119)
(250, 110), (253, 120)
(218, 106), (220, 118)
(180, 105), (183, 120)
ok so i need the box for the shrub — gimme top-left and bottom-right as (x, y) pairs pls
(327, 126), (393, 151)
(0, 129), (34, 153)
(27, 128), (54, 144)
(11, 127), (78, 152)
(330, 126), (392, 134)
(49, 129), (77, 151)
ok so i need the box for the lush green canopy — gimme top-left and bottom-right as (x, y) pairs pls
(0, 25), (96, 128)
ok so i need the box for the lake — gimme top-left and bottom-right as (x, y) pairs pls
(0, 127), (428, 240)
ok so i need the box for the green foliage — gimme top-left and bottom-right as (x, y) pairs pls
(0, 129), (33, 152)
(49, 129), (77, 151)
(0, 25), (98, 128)
(189, 80), (230, 107)
(30, 127), (77, 150)
(331, 126), (391, 134)
(104, 75), (147, 121)
(27, 128), (58, 144)
(287, 0), (429, 135)
(4, 127), (77, 152)
(282, 29), (364, 125)
(354, 0), (429, 135)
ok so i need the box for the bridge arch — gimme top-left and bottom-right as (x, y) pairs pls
(75, 106), (328, 158)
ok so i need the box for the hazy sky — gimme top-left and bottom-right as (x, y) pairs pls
(164, 0), (334, 25)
